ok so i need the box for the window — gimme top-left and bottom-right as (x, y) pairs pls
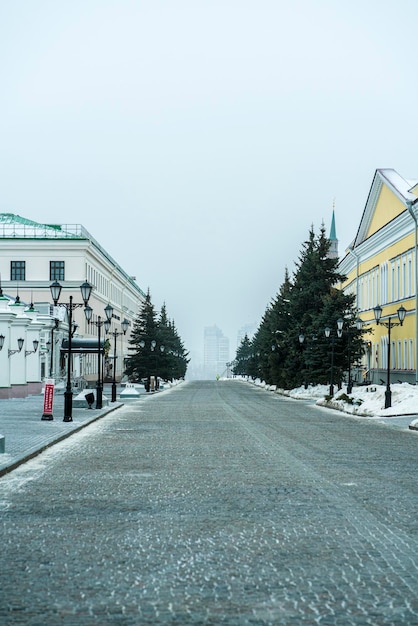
(11, 261), (25, 281)
(409, 257), (413, 297)
(50, 261), (65, 281)
(391, 263), (395, 302)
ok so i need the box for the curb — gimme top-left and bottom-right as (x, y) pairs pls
(0, 403), (124, 478)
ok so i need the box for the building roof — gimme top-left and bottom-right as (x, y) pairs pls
(329, 209), (337, 241)
(0, 213), (145, 298)
(352, 168), (418, 249)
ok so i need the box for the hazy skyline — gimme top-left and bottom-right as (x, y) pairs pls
(1, 0), (418, 369)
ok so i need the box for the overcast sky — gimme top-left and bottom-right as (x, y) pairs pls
(1, 0), (418, 370)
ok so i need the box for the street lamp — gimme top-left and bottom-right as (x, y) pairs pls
(373, 304), (406, 409)
(107, 318), (129, 402)
(25, 339), (39, 356)
(50, 280), (93, 421)
(8, 337), (24, 357)
(324, 319), (343, 397)
(84, 303), (113, 409)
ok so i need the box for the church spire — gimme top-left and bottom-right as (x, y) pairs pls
(328, 200), (338, 259)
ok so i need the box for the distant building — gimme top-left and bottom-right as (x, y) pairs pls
(203, 325), (230, 379)
(237, 322), (256, 347)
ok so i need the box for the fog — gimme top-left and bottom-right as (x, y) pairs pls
(1, 0), (418, 372)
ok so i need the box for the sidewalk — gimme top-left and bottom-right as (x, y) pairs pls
(0, 385), (133, 477)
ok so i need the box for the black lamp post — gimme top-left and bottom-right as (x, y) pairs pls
(107, 318), (129, 402)
(324, 319), (343, 397)
(298, 333), (308, 389)
(139, 339), (165, 391)
(84, 303), (113, 409)
(343, 316), (363, 394)
(48, 318), (59, 377)
(50, 280), (93, 421)
(373, 304), (406, 409)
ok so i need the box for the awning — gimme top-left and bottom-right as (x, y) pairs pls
(61, 338), (104, 354)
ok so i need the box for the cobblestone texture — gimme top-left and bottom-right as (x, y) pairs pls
(0, 380), (417, 625)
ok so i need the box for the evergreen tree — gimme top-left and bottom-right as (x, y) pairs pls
(124, 293), (189, 382)
(124, 289), (161, 381)
(157, 305), (189, 381)
(267, 269), (293, 387)
(233, 334), (253, 376)
(250, 311), (274, 382)
(169, 320), (189, 380)
(285, 224), (362, 388)
(234, 224), (364, 390)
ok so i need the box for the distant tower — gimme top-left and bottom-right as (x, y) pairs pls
(204, 325), (230, 379)
(328, 203), (338, 259)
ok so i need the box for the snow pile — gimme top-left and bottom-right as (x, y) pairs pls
(284, 382), (418, 418)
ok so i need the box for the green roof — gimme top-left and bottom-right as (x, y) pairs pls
(329, 210), (337, 241)
(0, 213), (145, 298)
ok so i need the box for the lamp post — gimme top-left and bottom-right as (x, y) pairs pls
(50, 280), (93, 421)
(298, 333), (308, 389)
(107, 318), (129, 402)
(48, 318), (59, 377)
(84, 303), (113, 409)
(345, 317), (363, 394)
(139, 339), (165, 391)
(373, 304), (406, 409)
(324, 319), (343, 397)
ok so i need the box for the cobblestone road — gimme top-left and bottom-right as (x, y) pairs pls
(1, 380), (417, 625)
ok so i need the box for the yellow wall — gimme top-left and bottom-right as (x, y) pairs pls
(409, 184), (418, 198)
(339, 174), (417, 376)
(341, 232), (415, 295)
(366, 186), (406, 239)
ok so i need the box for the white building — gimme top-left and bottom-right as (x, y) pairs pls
(203, 325), (230, 379)
(0, 213), (145, 397)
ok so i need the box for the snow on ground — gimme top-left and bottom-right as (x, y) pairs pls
(228, 377), (418, 428)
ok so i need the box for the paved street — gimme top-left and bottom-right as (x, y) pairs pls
(1, 380), (417, 625)
(0, 389), (123, 477)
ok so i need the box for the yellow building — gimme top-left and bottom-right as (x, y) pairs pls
(338, 168), (418, 385)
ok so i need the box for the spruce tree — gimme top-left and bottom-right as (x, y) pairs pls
(237, 224), (364, 390)
(233, 334), (253, 376)
(157, 305), (190, 381)
(124, 289), (160, 381)
(267, 269), (293, 387)
(286, 224), (361, 388)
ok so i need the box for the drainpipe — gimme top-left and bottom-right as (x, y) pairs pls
(406, 199), (418, 385)
(348, 245), (362, 379)
(348, 245), (361, 308)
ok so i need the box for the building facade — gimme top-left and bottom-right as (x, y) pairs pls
(0, 214), (146, 396)
(338, 169), (418, 384)
(203, 325), (230, 379)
